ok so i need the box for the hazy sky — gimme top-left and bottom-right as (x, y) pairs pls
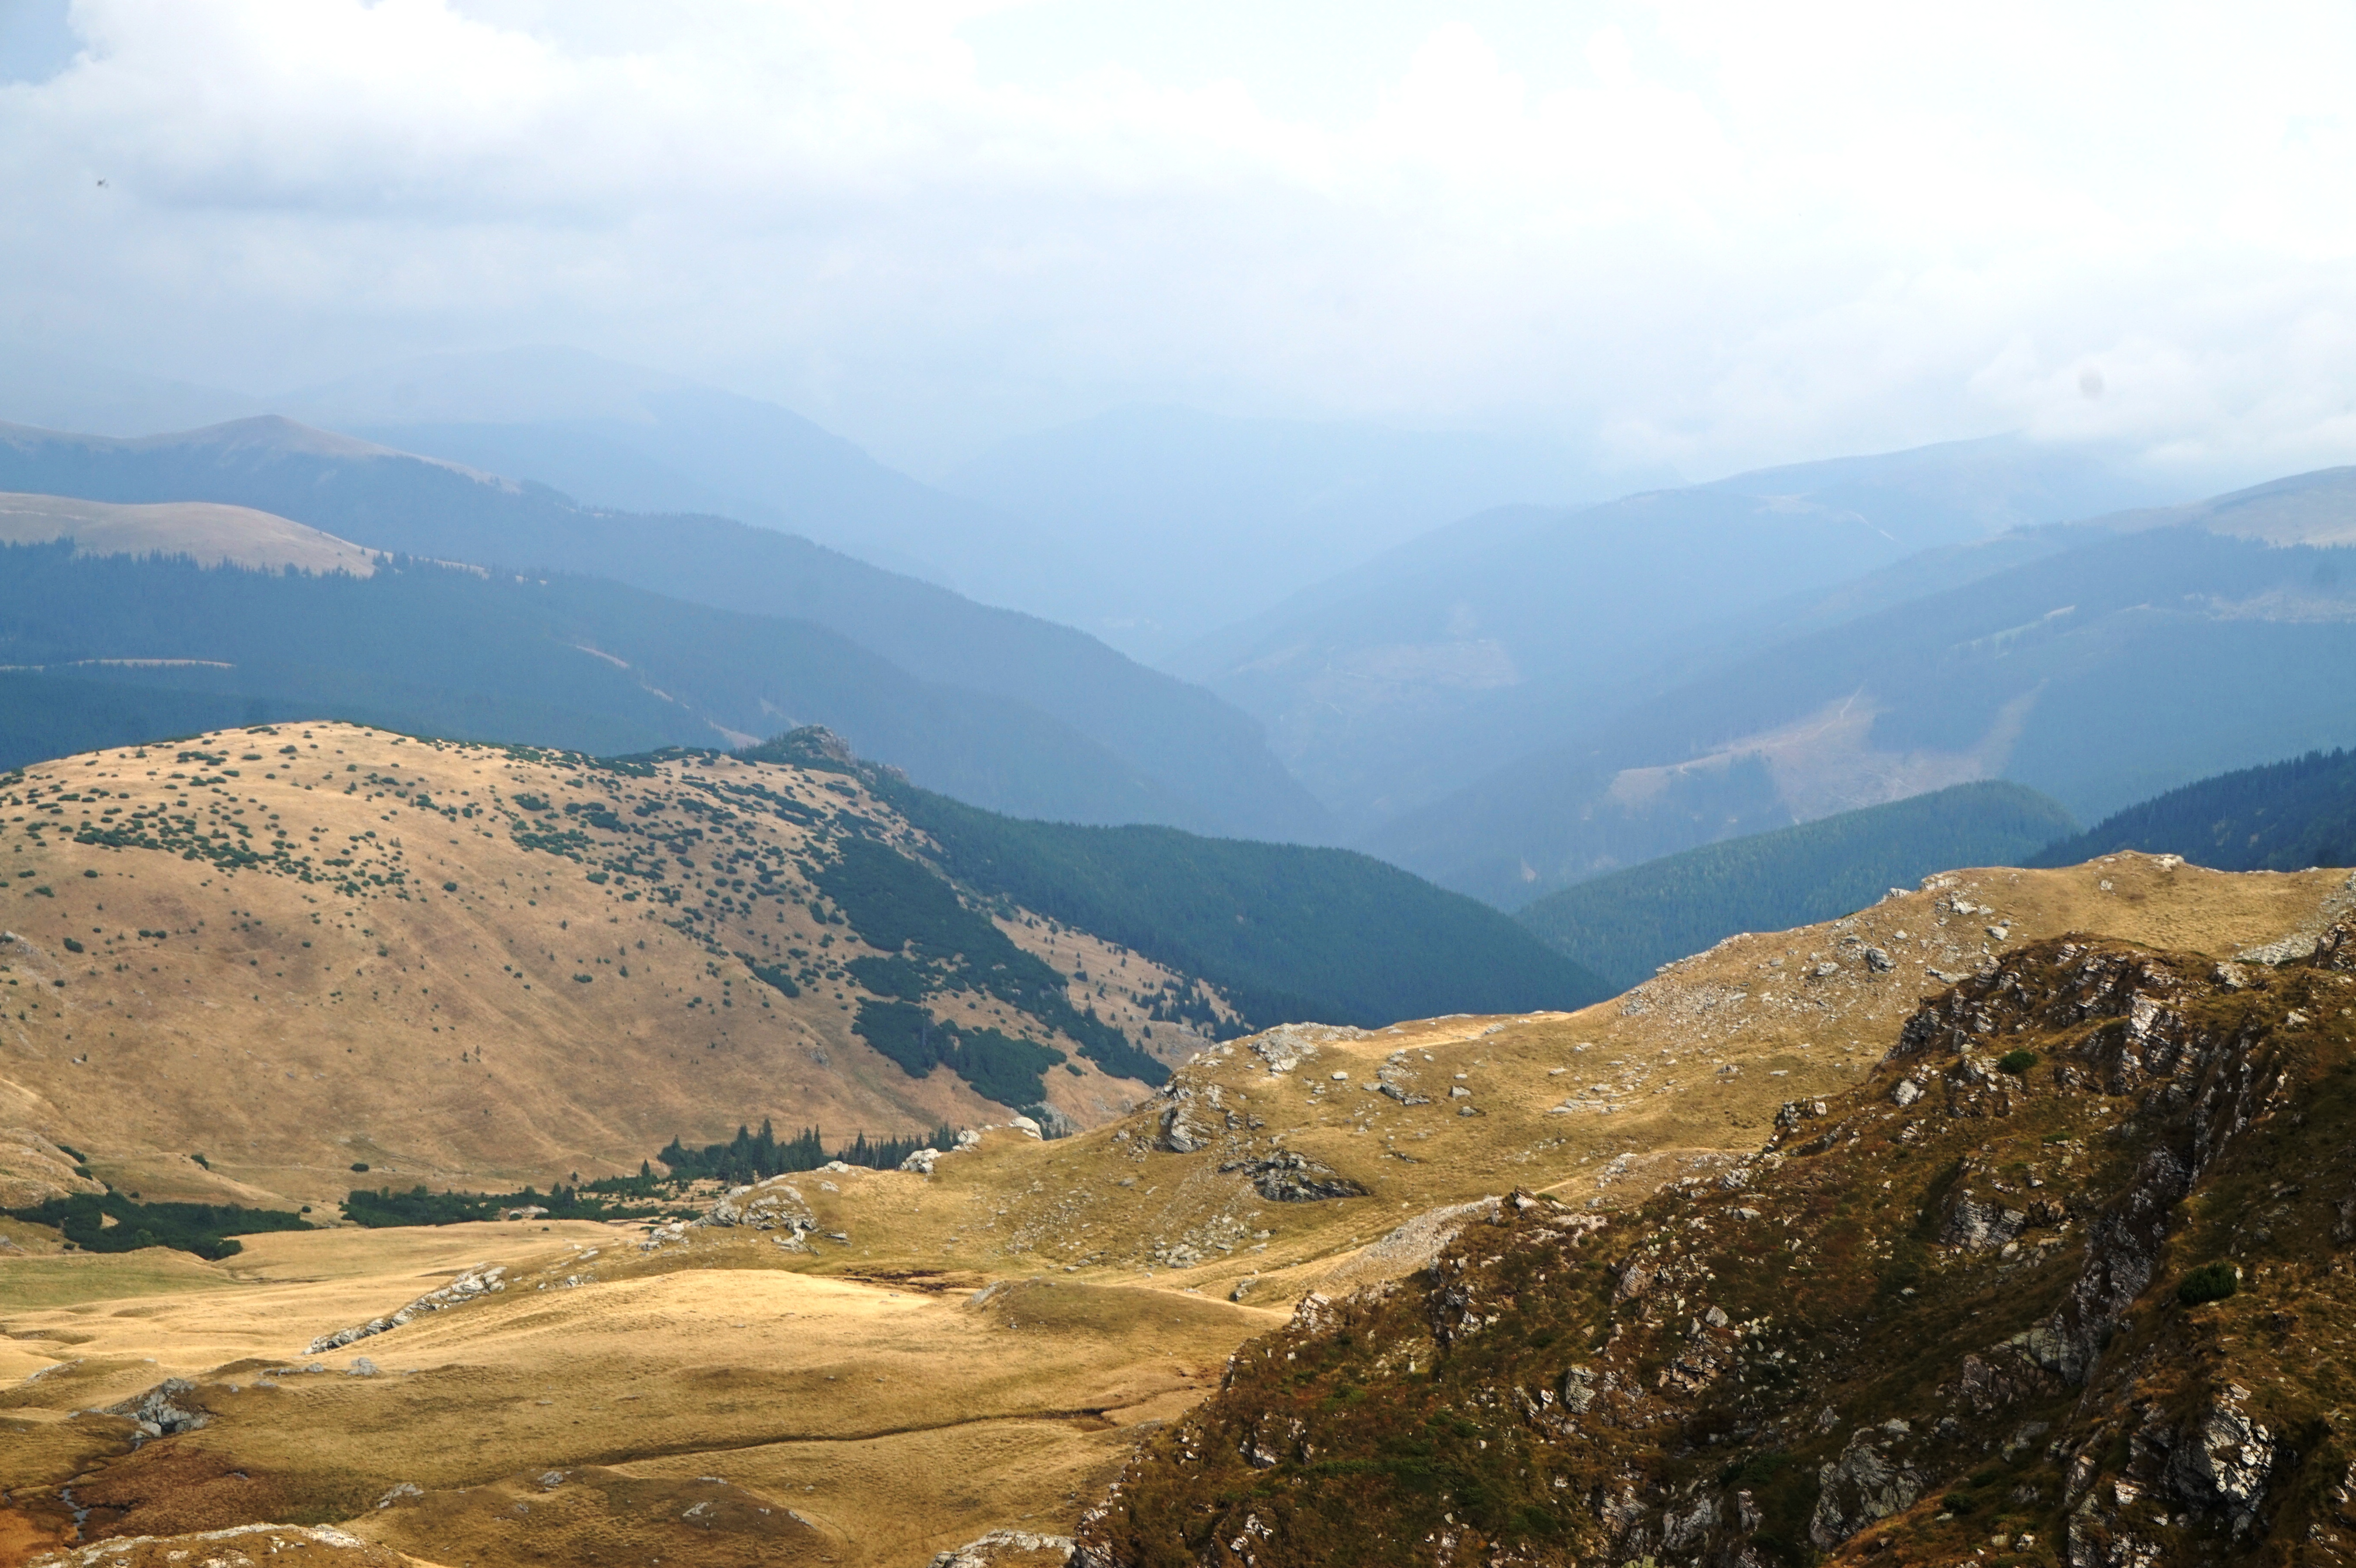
(5, 0), (2356, 476)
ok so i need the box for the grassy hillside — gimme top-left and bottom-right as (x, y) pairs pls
(0, 722), (1211, 1218)
(833, 748), (1615, 1026)
(1080, 932), (2356, 1567)
(0, 540), (1203, 827)
(7, 854), (2347, 1568)
(2032, 745), (2356, 871)
(9, 843), (2346, 1563)
(1515, 780), (2077, 987)
(0, 418), (1330, 840)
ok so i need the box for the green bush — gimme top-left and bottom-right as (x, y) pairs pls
(6, 1192), (309, 1260)
(1996, 1049), (2039, 1076)
(343, 1182), (652, 1227)
(2179, 1261), (2240, 1305)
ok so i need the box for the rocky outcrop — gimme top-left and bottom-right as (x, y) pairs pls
(307, 1265), (507, 1353)
(1217, 1151), (1365, 1203)
(28, 1522), (411, 1567)
(694, 1177), (817, 1235)
(1811, 1422), (1923, 1549)
(1074, 934), (2356, 1568)
(105, 1378), (208, 1443)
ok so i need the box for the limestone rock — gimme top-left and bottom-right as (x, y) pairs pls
(928, 1527), (1075, 1567)
(697, 1177), (817, 1235)
(308, 1265), (507, 1353)
(28, 1523), (411, 1566)
(1811, 1423), (1922, 1549)
(1218, 1151), (1367, 1203)
(106, 1377), (207, 1442)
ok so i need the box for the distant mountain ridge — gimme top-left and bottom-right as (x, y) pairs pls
(1181, 435), (2182, 833)
(0, 417), (1330, 841)
(1358, 466), (2356, 907)
(0, 539), (1217, 829)
(2032, 746), (2356, 873)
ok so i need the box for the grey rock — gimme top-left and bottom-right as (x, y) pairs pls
(308, 1264), (507, 1353)
(1811, 1425), (1921, 1549)
(2165, 1388), (2275, 1533)
(1219, 1151), (1367, 1203)
(107, 1377), (207, 1442)
(928, 1528), (1076, 1567)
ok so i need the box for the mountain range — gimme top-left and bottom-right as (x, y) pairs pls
(0, 416), (1328, 841)
(6, 348), (2355, 933)
(1358, 466), (2356, 905)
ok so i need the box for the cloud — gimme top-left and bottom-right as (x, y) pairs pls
(3, 0), (2355, 477)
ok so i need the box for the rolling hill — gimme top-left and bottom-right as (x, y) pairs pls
(0, 722), (1188, 1213)
(0, 417), (1329, 841)
(0, 721), (1604, 1218)
(2032, 745), (2356, 873)
(282, 345), (1058, 596)
(1515, 779), (2078, 988)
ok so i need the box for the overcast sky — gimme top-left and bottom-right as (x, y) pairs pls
(5, 0), (2355, 477)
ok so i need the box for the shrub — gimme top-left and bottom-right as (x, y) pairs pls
(1996, 1049), (2039, 1076)
(2179, 1261), (2240, 1305)
(5, 1192), (309, 1259)
(350, 1161), (369, 1172)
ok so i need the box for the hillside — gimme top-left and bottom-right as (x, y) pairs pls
(0, 537), (1208, 828)
(1080, 927), (2356, 1566)
(0, 721), (1596, 1219)
(0, 492), (377, 575)
(1371, 514), (2356, 906)
(0, 417), (1329, 841)
(282, 345), (1044, 590)
(842, 752), (1615, 1027)
(5, 852), (2352, 1566)
(2033, 745), (2356, 873)
(4, 857), (2356, 1563)
(0, 721), (1204, 1214)
(1517, 780), (2077, 988)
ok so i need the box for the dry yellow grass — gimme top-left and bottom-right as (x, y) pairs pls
(6, 814), (2349, 1567)
(0, 724), (1192, 1209)
(0, 494), (378, 578)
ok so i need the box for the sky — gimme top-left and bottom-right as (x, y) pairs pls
(4, 0), (2356, 478)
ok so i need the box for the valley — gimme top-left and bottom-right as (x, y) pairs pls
(6, 744), (2352, 1565)
(10, 16), (2356, 1566)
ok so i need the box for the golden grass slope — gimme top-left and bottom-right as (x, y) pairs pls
(0, 723), (1219, 1211)
(0, 494), (378, 578)
(4, 847), (2351, 1566)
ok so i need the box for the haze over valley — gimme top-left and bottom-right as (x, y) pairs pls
(7, 6), (2356, 1567)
